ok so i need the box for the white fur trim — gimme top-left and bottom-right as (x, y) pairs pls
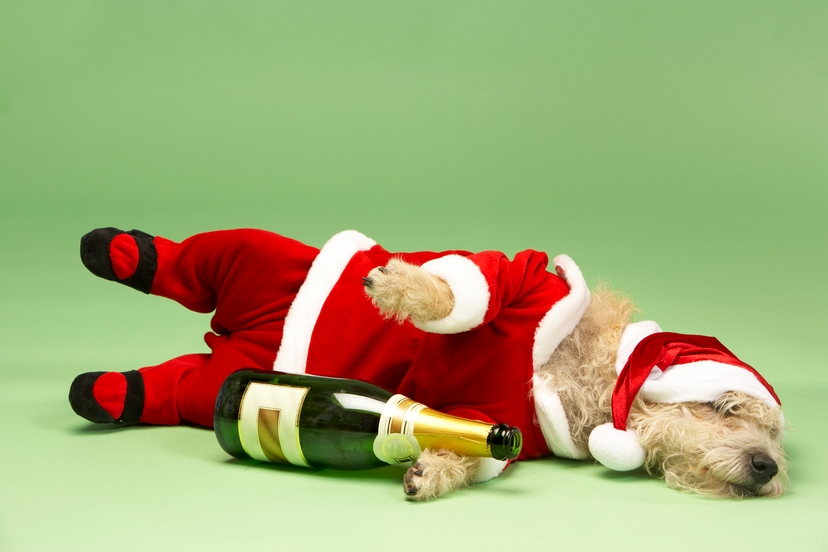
(473, 458), (508, 483)
(640, 361), (779, 409)
(532, 375), (587, 459)
(588, 423), (646, 471)
(531, 255), (590, 370)
(616, 321), (779, 410)
(615, 320), (663, 374)
(415, 255), (490, 334)
(273, 230), (376, 374)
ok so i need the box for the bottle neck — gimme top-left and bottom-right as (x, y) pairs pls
(373, 394), (521, 464)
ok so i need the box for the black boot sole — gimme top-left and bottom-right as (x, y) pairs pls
(80, 227), (158, 294)
(69, 370), (145, 424)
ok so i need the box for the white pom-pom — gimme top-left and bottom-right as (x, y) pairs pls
(588, 423), (646, 471)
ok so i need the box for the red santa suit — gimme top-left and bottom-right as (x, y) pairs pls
(72, 228), (591, 478)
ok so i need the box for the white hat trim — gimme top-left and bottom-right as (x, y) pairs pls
(273, 230), (376, 374)
(615, 320), (663, 373)
(639, 361), (779, 409)
(615, 321), (778, 409)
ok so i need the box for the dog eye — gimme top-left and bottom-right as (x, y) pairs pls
(713, 402), (737, 418)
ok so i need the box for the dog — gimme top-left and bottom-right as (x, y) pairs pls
(364, 260), (787, 499)
(70, 228), (787, 500)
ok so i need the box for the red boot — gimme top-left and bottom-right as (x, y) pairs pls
(80, 227), (157, 293)
(69, 370), (144, 424)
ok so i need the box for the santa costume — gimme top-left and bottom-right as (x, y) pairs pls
(70, 227), (779, 478)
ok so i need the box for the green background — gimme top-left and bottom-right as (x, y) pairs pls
(2, 2), (826, 550)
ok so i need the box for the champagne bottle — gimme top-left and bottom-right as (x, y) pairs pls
(214, 369), (522, 470)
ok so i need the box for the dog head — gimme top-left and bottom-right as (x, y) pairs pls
(586, 326), (787, 497)
(631, 392), (788, 497)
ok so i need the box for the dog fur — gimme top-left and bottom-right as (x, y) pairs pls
(364, 259), (788, 501)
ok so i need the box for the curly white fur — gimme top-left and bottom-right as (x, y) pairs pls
(403, 449), (481, 501)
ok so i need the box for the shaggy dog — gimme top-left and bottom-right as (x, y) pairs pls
(364, 260), (787, 500)
(70, 228), (787, 501)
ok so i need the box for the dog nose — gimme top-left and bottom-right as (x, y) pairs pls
(750, 453), (778, 484)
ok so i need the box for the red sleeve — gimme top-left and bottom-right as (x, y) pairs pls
(444, 408), (496, 424)
(415, 249), (552, 334)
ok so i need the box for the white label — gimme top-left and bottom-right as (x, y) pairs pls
(238, 382), (311, 467)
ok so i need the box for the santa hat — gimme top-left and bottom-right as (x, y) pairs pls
(588, 323), (781, 471)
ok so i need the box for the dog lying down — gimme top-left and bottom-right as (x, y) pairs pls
(70, 228), (787, 500)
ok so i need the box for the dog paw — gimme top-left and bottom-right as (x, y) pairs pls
(363, 259), (454, 326)
(402, 449), (479, 501)
(403, 461), (429, 500)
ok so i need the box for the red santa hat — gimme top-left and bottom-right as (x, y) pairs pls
(588, 322), (781, 471)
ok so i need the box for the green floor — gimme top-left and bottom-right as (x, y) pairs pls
(2, 2), (827, 550)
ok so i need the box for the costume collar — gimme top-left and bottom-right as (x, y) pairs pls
(532, 375), (588, 459)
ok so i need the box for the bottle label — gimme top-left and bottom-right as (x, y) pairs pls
(238, 382), (311, 467)
(373, 394), (425, 465)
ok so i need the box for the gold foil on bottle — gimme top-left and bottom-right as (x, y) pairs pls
(389, 396), (420, 434)
(374, 394), (494, 464)
(410, 407), (492, 457)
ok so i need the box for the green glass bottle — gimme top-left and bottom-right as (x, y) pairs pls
(214, 369), (522, 470)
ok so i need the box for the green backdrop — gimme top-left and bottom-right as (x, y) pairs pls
(2, 2), (826, 550)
